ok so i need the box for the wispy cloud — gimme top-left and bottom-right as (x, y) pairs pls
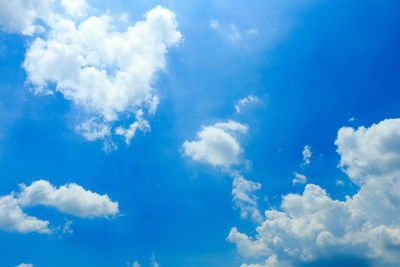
(209, 19), (258, 43)
(235, 95), (261, 113)
(302, 145), (312, 165)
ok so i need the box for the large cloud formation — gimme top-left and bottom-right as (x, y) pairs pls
(0, 180), (119, 234)
(228, 119), (400, 266)
(0, 0), (181, 150)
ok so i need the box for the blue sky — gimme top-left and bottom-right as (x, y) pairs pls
(0, 0), (400, 266)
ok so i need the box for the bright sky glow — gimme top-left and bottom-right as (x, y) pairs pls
(0, 0), (400, 266)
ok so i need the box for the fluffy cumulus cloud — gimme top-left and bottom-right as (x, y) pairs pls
(0, 180), (118, 234)
(18, 180), (119, 218)
(0, 0), (181, 149)
(0, 194), (50, 234)
(25, 4), (181, 148)
(228, 119), (400, 266)
(183, 121), (248, 168)
(61, 0), (88, 18)
(0, 0), (53, 35)
(335, 118), (400, 185)
(235, 95), (261, 113)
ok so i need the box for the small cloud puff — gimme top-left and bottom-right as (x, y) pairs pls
(302, 145), (312, 165)
(335, 179), (345, 186)
(292, 172), (307, 185)
(235, 95), (261, 113)
(183, 120), (248, 168)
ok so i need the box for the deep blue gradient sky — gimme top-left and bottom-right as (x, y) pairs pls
(0, 0), (400, 266)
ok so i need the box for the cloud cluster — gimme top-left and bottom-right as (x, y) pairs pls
(183, 120), (263, 222)
(228, 119), (400, 266)
(0, 180), (118, 234)
(0, 1), (182, 150)
(183, 121), (248, 168)
(24, 4), (181, 148)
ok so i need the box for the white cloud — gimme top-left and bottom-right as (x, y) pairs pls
(115, 110), (150, 144)
(229, 24), (242, 41)
(247, 29), (259, 35)
(0, 1), (181, 149)
(0, 194), (51, 234)
(235, 95), (261, 113)
(209, 19), (257, 43)
(232, 172), (263, 222)
(302, 145), (312, 165)
(240, 255), (291, 267)
(61, 0), (88, 18)
(229, 119), (400, 266)
(214, 121), (249, 133)
(335, 179), (344, 186)
(19, 4), (181, 148)
(183, 120), (248, 168)
(335, 118), (400, 185)
(15, 264), (34, 267)
(209, 19), (220, 30)
(76, 119), (111, 141)
(0, 180), (118, 234)
(62, 219), (73, 234)
(183, 120), (263, 223)
(0, 0), (53, 35)
(292, 172), (306, 185)
(132, 262), (140, 267)
(18, 180), (119, 218)
(227, 227), (269, 258)
(151, 253), (159, 267)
